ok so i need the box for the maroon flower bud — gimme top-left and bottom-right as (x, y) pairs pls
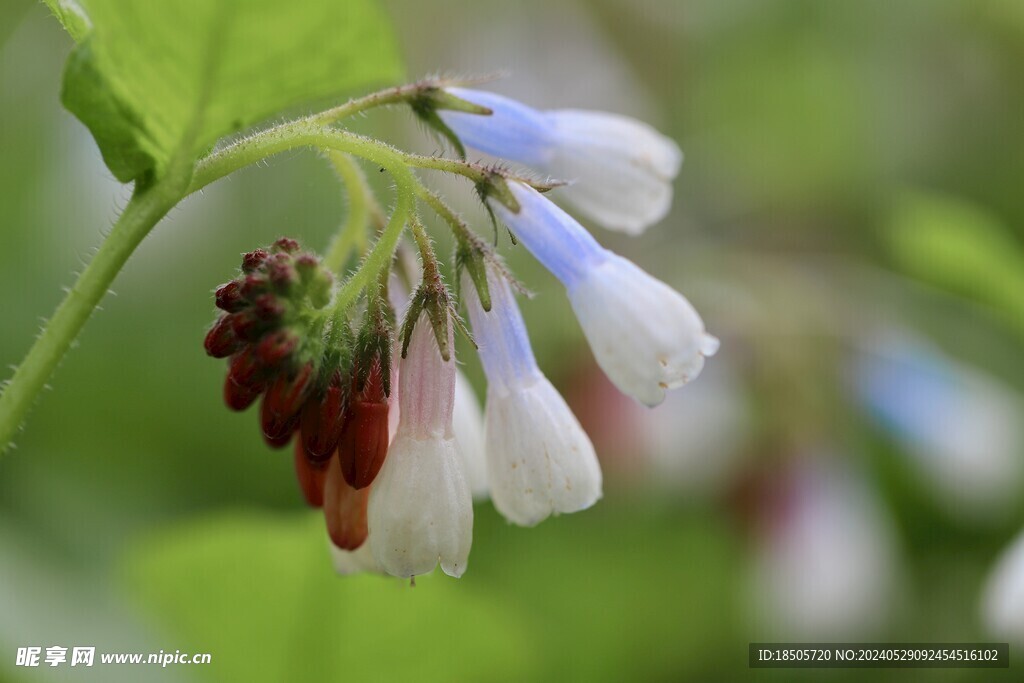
(294, 253), (319, 275)
(223, 374), (261, 411)
(324, 458), (370, 550)
(241, 273), (268, 299)
(204, 314), (241, 358)
(294, 437), (328, 507)
(229, 310), (262, 342)
(262, 416), (298, 448)
(267, 261), (298, 291)
(338, 361), (390, 489)
(214, 280), (246, 313)
(261, 363), (315, 443)
(300, 381), (347, 461)
(273, 237), (300, 254)
(227, 347), (263, 390)
(242, 248), (270, 273)
(256, 329), (299, 368)
(253, 293), (287, 321)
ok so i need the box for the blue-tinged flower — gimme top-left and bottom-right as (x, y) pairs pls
(853, 336), (1024, 516)
(442, 88), (682, 235)
(489, 182), (717, 407)
(982, 527), (1024, 643)
(463, 264), (601, 526)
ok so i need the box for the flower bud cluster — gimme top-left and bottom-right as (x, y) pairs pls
(204, 239), (397, 554)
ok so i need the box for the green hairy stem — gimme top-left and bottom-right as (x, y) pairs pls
(0, 82), (488, 455)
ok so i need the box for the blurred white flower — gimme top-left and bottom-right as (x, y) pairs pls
(464, 265), (601, 526)
(853, 334), (1024, 519)
(488, 182), (717, 406)
(982, 528), (1024, 643)
(367, 316), (473, 578)
(750, 458), (898, 639)
(443, 87), (682, 234)
(328, 537), (383, 576)
(642, 359), (747, 492)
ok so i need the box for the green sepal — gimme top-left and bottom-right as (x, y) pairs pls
(401, 280), (454, 362)
(354, 293), (394, 396)
(455, 239), (492, 312)
(411, 99), (468, 159)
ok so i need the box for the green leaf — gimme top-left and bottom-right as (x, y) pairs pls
(120, 511), (539, 683)
(886, 190), (1024, 339)
(50, 0), (403, 183)
(41, 0), (91, 43)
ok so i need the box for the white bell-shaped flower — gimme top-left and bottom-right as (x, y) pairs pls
(464, 265), (601, 526)
(453, 369), (488, 499)
(441, 87), (682, 235)
(328, 538), (383, 576)
(367, 314), (473, 578)
(489, 181), (717, 407)
(982, 528), (1024, 642)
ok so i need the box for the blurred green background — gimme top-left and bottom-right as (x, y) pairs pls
(2, 0), (1024, 680)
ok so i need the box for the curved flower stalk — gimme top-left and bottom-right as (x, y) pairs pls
(464, 265), (601, 526)
(982, 528), (1024, 643)
(367, 314), (473, 578)
(440, 88), (682, 235)
(488, 182), (718, 406)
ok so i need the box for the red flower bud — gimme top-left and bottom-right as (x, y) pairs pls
(267, 261), (297, 290)
(261, 363), (315, 443)
(293, 437), (328, 507)
(241, 273), (268, 299)
(242, 248), (269, 273)
(229, 310), (262, 342)
(295, 253), (318, 273)
(227, 347), (263, 390)
(324, 458), (369, 550)
(214, 280), (246, 313)
(300, 381), (347, 461)
(256, 329), (298, 368)
(338, 363), (389, 489)
(204, 314), (241, 358)
(262, 419), (298, 448)
(273, 237), (300, 254)
(253, 293), (286, 320)
(223, 374), (261, 411)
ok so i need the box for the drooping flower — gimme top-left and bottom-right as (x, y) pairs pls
(388, 275), (487, 498)
(453, 370), (488, 499)
(488, 182), (717, 407)
(853, 334), (1024, 518)
(747, 457), (898, 639)
(367, 315), (473, 578)
(464, 265), (601, 526)
(982, 528), (1024, 643)
(440, 87), (683, 235)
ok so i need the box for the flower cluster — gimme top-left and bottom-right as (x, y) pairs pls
(203, 82), (717, 579)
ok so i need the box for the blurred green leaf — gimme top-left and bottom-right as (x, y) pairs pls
(49, 0), (402, 183)
(886, 191), (1024, 338)
(121, 510), (539, 683)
